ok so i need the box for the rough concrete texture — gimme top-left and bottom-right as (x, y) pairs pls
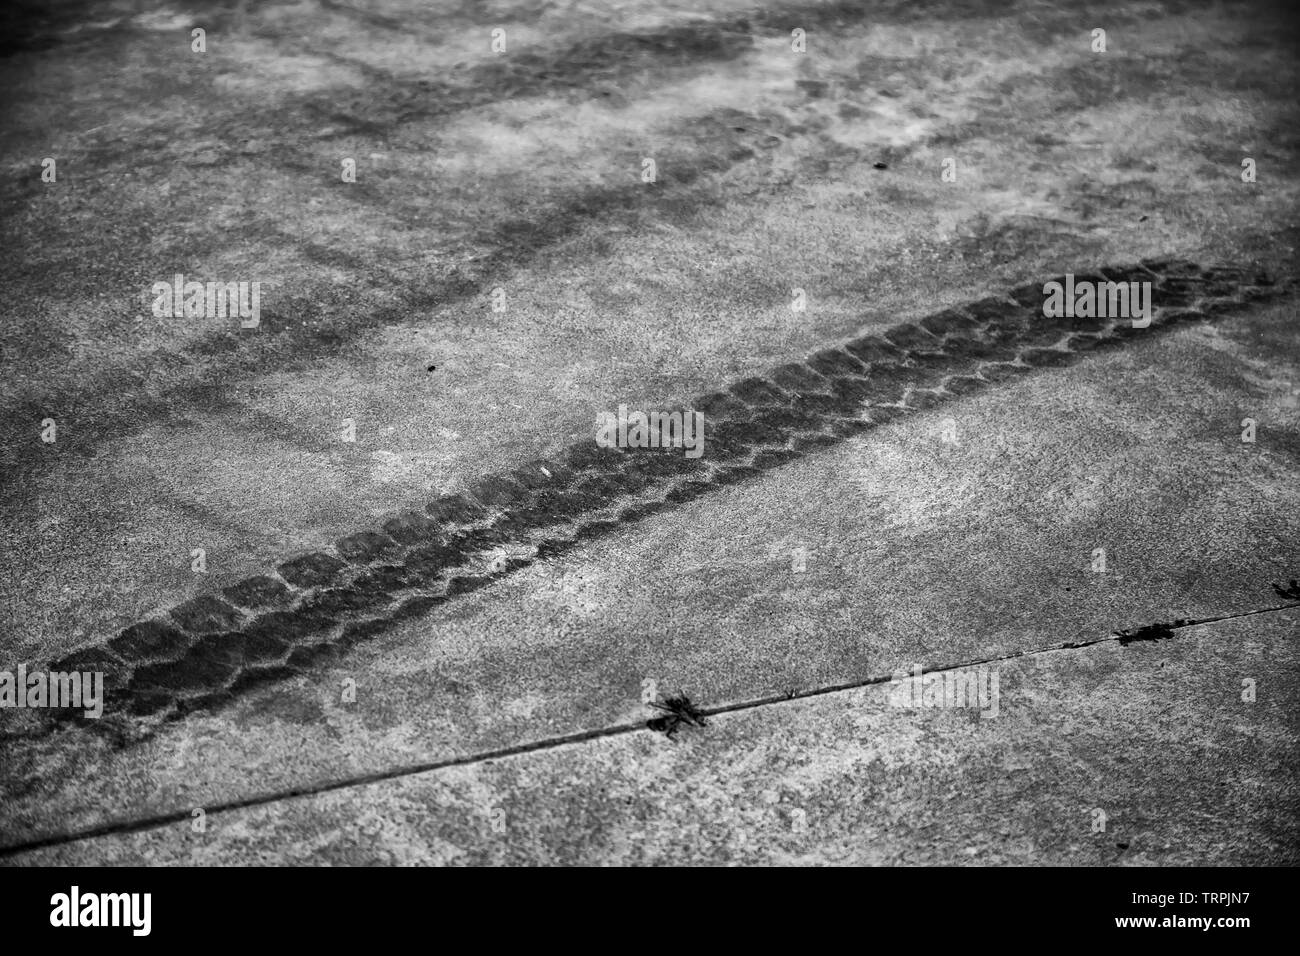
(9, 610), (1297, 865)
(2, 0), (1298, 660)
(1, 0), (1298, 864)
(2, 295), (1296, 857)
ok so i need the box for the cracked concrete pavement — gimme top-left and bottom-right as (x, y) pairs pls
(4, 293), (1298, 862)
(1, 0), (1298, 864)
(13, 609), (1297, 865)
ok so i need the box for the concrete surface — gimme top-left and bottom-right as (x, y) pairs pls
(1, 0), (1298, 864)
(10, 609), (1297, 865)
(2, 0), (1297, 661)
(2, 294), (1297, 858)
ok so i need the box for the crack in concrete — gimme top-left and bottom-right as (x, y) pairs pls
(2, 598), (1294, 860)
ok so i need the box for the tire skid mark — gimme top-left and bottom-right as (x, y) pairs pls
(0, 256), (1280, 740)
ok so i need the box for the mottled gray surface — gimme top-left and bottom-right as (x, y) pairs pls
(3, 297), (1297, 859)
(10, 610), (1297, 865)
(3, 0), (1297, 661)
(1, 0), (1298, 864)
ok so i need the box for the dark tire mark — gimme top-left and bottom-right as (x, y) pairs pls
(3, 257), (1280, 738)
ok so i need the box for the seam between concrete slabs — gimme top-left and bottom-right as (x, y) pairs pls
(3, 599), (1294, 860)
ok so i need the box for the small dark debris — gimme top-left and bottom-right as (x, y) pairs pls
(1116, 842), (1129, 850)
(873, 162), (888, 170)
(1138, 215), (1149, 222)
(1115, 620), (1190, 645)
(427, 365), (437, 371)
(879, 89), (897, 97)
(647, 692), (708, 739)
(1273, 579), (1300, 600)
